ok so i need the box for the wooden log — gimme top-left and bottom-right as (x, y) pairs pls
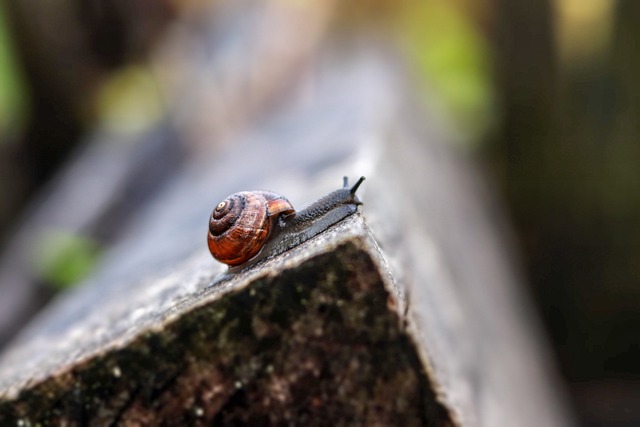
(0, 216), (456, 425)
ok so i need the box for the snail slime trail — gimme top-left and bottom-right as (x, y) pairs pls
(208, 176), (365, 272)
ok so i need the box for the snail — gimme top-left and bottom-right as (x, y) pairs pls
(208, 176), (365, 270)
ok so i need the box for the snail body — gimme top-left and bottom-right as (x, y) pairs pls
(208, 176), (365, 269)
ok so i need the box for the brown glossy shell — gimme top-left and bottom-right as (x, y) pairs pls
(207, 191), (294, 266)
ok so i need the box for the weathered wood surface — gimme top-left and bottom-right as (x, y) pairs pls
(0, 2), (572, 426)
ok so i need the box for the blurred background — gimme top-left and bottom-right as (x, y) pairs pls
(0, 0), (638, 425)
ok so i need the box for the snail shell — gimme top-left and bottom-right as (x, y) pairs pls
(207, 191), (294, 266)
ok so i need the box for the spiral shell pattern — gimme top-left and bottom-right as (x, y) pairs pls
(208, 191), (294, 266)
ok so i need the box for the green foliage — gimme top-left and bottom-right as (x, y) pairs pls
(0, 2), (28, 135)
(95, 64), (165, 134)
(34, 230), (102, 290)
(398, 2), (495, 141)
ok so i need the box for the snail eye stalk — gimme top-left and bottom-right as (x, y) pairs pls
(349, 176), (366, 195)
